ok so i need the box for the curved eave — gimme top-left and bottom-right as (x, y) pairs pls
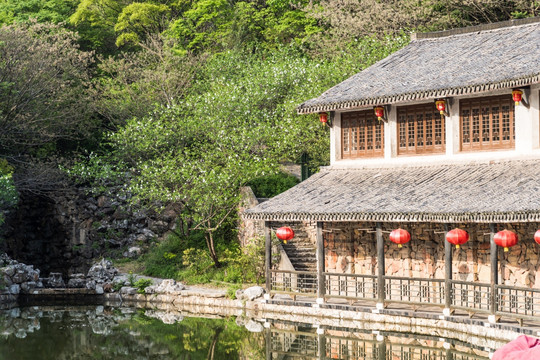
(242, 210), (540, 224)
(297, 74), (540, 115)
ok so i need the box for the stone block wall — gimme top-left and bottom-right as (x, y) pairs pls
(323, 222), (540, 289)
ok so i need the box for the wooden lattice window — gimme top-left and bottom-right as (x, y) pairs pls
(460, 95), (515, 151)
(341, 110), (384, 158)
(397, 104), (445, 155)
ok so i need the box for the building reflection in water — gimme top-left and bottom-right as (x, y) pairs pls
(265, 320), (491, 360)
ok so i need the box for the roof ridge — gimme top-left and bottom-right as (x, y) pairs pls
(413, 17), (540, 40)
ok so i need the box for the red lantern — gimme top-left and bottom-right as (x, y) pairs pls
(435, 100), (446, 115)
(494, 230), (518, 252)
(535, 230), (540, 246)
(512, 89), (523, 105)
(374, 106), (384, 121)
(446, 228), (469, 249)
(276, 226), (294, 244)
(389, 228), (411, 248)
(319, 112), (328, 124)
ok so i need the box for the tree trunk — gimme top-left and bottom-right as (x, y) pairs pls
(206, 231), (220, 268)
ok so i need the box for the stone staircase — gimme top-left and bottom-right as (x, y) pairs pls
(281, 238), (317, 273)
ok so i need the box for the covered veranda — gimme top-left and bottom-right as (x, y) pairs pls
(243, 160), (540, 326)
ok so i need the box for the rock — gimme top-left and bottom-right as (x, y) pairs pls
(87, 259), (118, 283)
(95, 285), (104, 294)
(20, 282), (37, 293)
(145, 279), (184, 295)
(123, 247), (141, 258)
(86, 280), (96, 290)
(120, 286), (138, 295)
(8, 284), (20, 295)
(243, 286), (265, 300)
(47, 273), (65, 288)
(68, 273), (86, 288)
(245, 320), (264, 333)
(235, 289), (244, 300)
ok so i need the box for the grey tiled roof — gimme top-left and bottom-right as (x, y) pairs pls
(243, 160), (540, 223)
(298, 18), (540, 114)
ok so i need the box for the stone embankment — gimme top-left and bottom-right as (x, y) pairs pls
(1, 254), (536, 348)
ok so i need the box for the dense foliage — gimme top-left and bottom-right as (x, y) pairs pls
(1, 0), (537, 273)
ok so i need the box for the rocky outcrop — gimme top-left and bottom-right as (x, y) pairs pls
(0, 254), (43, 298)
(2, 187), (181, 276)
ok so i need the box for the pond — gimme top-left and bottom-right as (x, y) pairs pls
(0, 306), (491, 359)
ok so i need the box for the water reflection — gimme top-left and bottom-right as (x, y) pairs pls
(0, 307), (491, 360)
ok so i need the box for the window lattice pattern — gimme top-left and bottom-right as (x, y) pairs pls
(342, 110), (384, 158)
(460, 95), (515, 151)
(397, 104), (445, 155)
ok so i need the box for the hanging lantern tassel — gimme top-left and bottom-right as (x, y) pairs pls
(276, 226), (294, 244)
(436, 100), (446, 115)
(534, 230), (540, 246)
(512, 89), (523, 106)
(389, 228), (411, 248)
(446, 228), (469, 249)
(494, 230), (518, 252)
(374, 106), (385, 121)
(319, 112), (328, 125)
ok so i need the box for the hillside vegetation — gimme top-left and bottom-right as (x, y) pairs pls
(0, 0), (537, 279)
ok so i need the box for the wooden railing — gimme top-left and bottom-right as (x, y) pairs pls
(269, 269), (540, 324)
(324, 273), (378, 300)
(496, 284), (540, 321)
(270, 269), (317, 296)
(385, 276), (445, 306)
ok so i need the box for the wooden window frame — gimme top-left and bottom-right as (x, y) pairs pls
(397, 104), (446, 156)
(341, 110), (384, 159)
(460, 95), (515, 152)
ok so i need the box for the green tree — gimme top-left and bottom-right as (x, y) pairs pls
(0, 0), (78, 25)
(92, 34), (205, 126)
(0, 21), (94, 154)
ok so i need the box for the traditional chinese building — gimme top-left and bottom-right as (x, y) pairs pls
(243, 17), (540, 325)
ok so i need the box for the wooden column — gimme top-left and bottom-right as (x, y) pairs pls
(376, 222), (385, 305)
(317, 333), (326, 360)
(490, 223), (498, 318)
(444, 224), (452, 312)
(265, 327), (272, 360)
(377, 338), (386, 360)
(265, 221), (272, 295)
(316, 221), (325, 302)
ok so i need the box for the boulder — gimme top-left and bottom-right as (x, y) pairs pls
(243, 286), (265, 301)
(245, 320), (264, 333)
(47, 273), (65, 288)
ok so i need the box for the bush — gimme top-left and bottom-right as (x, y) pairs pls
(248, 172), (299, 198)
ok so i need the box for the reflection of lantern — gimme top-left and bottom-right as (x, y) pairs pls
(319, 112), (328, 124)
(276, 227), (294, 244)
(436, 100), (446, 115)
(535, 230), (540, 246)
(446, 228), (469, 249)
(389, 228), (411, 248)
(494, 230), (518, 252)
(374, 106), (384, 121)
(512, 89), (523, 105)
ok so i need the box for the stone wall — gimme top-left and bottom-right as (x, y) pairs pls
(238, 187), (317, 248)
(2, 186), (180, 277)
(323, 222), (540, 288)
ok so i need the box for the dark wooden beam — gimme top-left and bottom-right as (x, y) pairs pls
(490, 223), (498, 320)
(376, 222), (385, 305)
(265, 221), (272, 295)
(316, 221), (325, 301)
(444, 224), (452, 312)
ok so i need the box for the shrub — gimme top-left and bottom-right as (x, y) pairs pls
(247, 172), (299, 198)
